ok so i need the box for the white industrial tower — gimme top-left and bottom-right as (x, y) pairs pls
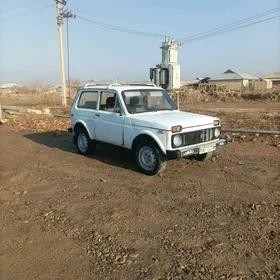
(160, 37), (181, 89)
(150, 37), (181, 90)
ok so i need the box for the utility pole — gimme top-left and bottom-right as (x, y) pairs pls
(56, 0), (66, 107)
(61, 9), (75, 99)
(55, 0), (74, 107)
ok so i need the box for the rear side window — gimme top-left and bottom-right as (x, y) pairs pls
(99, 91), (121, 113)
(78, 91), (98, 109)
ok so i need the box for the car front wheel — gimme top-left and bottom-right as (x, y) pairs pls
(135, 143), (166, 176)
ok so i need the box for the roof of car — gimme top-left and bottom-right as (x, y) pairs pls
(81, 84), (164, 92)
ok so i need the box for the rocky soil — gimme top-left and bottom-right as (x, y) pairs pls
(1, 90), (280, 280)
(1, 116), (280, 280)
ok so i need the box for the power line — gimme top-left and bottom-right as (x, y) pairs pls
(1, 4), (53, 21)
(0, 0), (43, 14)
(180, 15), (280, 44)
(177, 7), (280, 43)
(177, 7), (280, 44)
(75, 15), (167, 38)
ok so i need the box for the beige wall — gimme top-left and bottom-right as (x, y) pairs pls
(272, 80), (280, 87)
(253, 79), (273, 90)
(208, 79), (243, 91)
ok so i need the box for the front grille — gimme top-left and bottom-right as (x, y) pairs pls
(172, 128), (218, 148)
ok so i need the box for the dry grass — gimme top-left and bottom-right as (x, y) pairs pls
(0, 86), (78, 108)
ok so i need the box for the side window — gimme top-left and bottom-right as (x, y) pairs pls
(99, 91), (121, 113)
(78, 91), (98, 109)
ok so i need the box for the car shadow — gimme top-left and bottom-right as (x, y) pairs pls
(23, 131), (138, 172)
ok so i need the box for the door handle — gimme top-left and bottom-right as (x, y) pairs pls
(95, 113), (100, 117)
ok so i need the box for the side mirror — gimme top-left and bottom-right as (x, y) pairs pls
(115, 108), (123, 116)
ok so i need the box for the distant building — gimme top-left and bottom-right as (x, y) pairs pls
(262, 72), (280, 87)
(208, 69), (258, 90)
(0, 83), (21, 89)
(253, 79), (273, 90)
(180, 80), (189, 86)
(196, 77), (210, 83)
(183, 77), (210, 87)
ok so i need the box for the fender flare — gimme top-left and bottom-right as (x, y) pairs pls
(132, 131), (167, 155)
(73, 121), (93, 139)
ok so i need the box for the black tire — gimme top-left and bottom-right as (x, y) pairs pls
(192, 151), (213, 161)
(75, 129), (96, 155)
(135, 142), (166, 176)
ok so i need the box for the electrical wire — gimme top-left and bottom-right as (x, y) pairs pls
(180, 15), (280, 44)
(177, 7), (280, 44)
(74, 15), (167, 38)
(0, 0), (43, 14)
(1, 4), (53, 21)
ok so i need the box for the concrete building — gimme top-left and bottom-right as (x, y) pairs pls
(208, 69), (258, 90)
(262, 72), (280, 87)
(253, 79), (273, 90)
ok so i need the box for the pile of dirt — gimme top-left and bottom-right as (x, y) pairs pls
(189, 111), (280, 131)
(241, 90), (280, 101)
(4, 115), (70, 132)
(174, 88), (280, 103)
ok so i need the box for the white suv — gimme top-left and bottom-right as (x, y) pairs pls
(69, 84), (227, 175)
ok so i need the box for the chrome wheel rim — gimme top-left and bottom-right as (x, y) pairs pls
(138, 146), (157, 171)
(77, 133), (88, 153)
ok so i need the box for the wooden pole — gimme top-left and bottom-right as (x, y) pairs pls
(0, 102), (2, 121)
(56, 0), (67, 107)
(0, 102), (7, 124)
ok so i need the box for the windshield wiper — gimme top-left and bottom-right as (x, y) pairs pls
(156, 108), (174, 111)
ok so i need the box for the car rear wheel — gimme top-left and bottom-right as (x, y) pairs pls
(76, 129), (95, 155)
(135, 143), (166, 176)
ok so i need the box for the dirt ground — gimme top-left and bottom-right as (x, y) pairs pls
(1, 90), (280, 280)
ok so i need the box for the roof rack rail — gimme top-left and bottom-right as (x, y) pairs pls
(84, 83), (117, 89)
(127, 83), (157, 87)
(108, 83), (122, 88)
(83, 83), (157, 89)
(84, 83), (98, 88)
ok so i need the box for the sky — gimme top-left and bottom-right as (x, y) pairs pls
(0, 0), (280, 85)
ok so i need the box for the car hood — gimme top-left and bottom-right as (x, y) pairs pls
(130, 110), (218, 130)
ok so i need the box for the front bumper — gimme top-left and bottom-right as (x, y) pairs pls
(166, 137), (228, 159)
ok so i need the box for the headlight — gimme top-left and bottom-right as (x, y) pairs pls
(173, 135), (182, 147)
(214, 127), (221, 138)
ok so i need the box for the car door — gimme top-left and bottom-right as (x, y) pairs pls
(74, 90), (99, 138)
(94, 91), (124, 146)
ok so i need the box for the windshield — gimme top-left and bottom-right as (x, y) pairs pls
(122, 89), (177, 114)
